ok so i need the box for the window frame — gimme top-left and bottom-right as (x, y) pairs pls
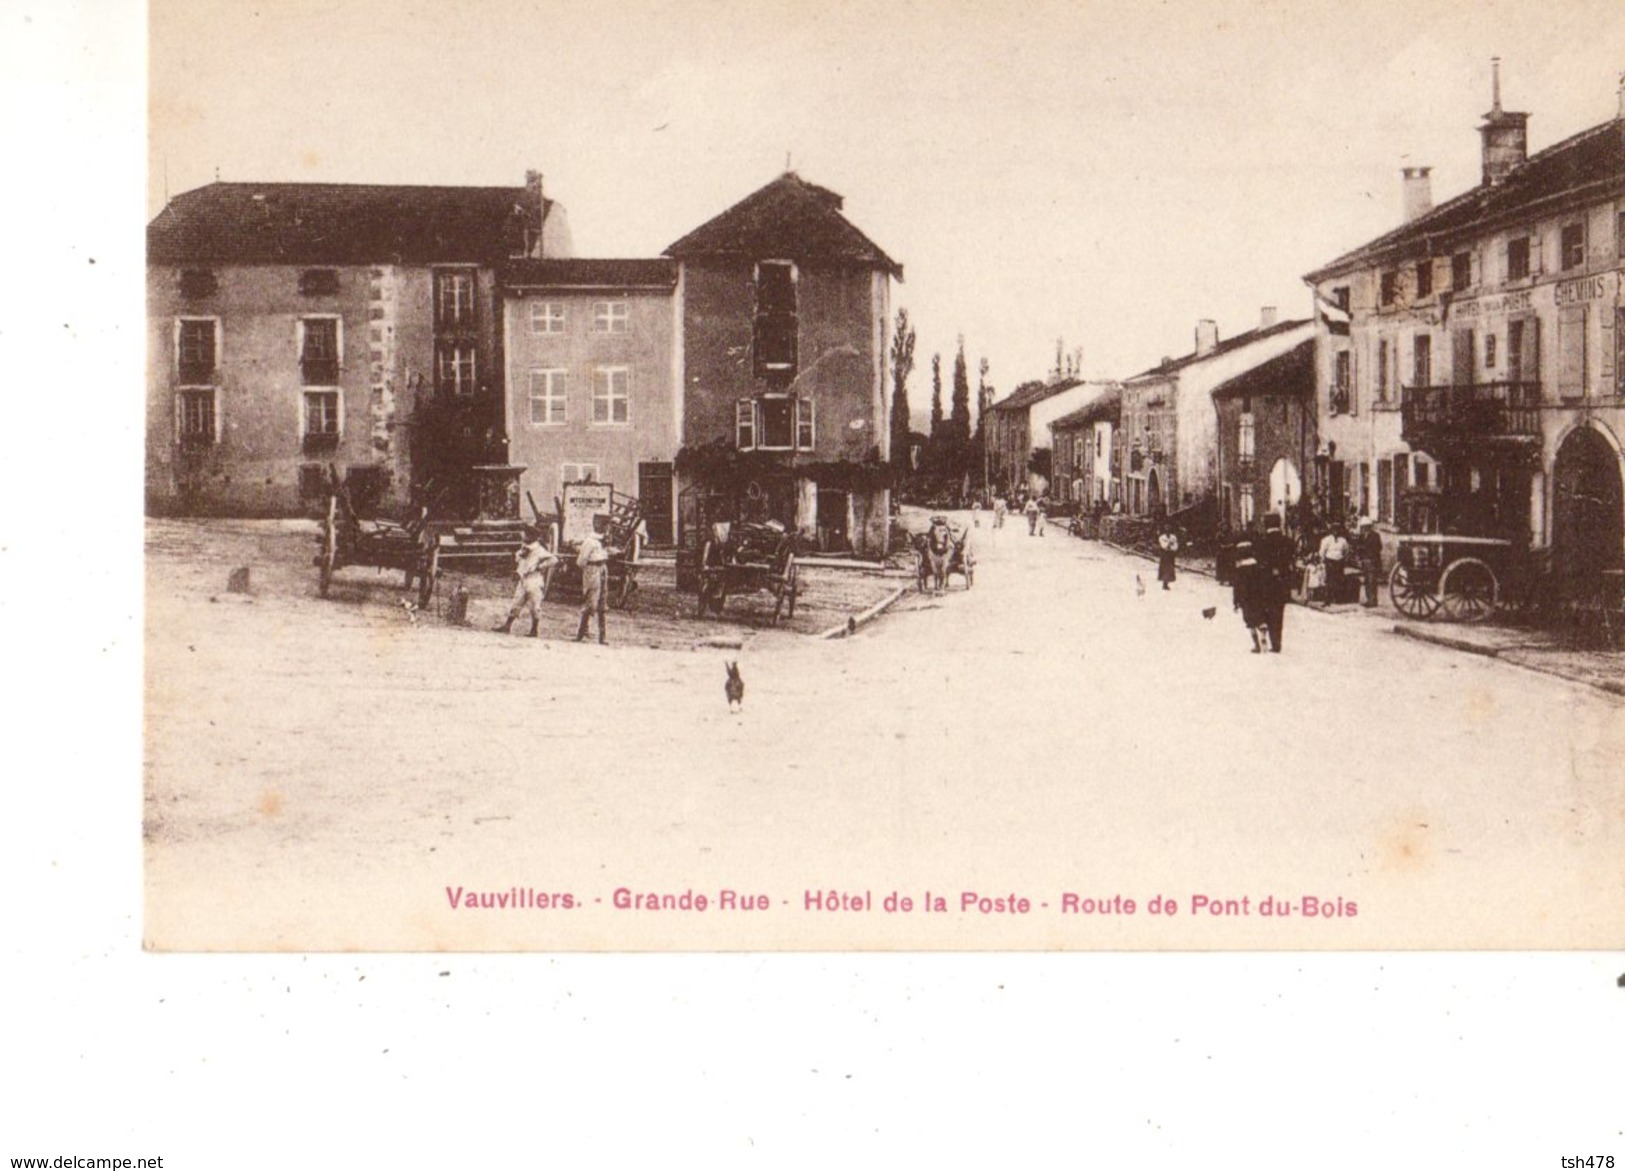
(592, 300), (630, 333)
(1451, 251), (1472, 292)
(1414, 258), (1434, 299)
(175, 387), (220, 446)
(297, 315), (343, 387)
(435, 269), (478, 329)
(1507, 234), (1532, 281)
(175, 316), (220, 385)
(436, 340), (478, 397)
(302, 389), (343, 441)
(1560, 221), (1586, 271)
(529, 301), (566, 335)
(560, 462), (601, 486)
(591, 366), (631, 425)
(1412, 333), (1432, 387)
(526, 368), (568, 426)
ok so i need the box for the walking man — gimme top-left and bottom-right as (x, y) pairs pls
(575, 517), (611, 644)
(1024, 496), (1040, 535)
(1256, 514), (1295, 652)
(494, 528), (557, 637)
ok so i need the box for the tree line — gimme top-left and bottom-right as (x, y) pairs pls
(888, 308), (991, 501)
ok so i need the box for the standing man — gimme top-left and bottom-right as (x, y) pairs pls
(1256, 514), (1295, 652)
(1355, 518), (1383, 608)
(575, 517), (611, 645)
(1024, 495), (1040, 536)
(1318, 522), (1351, 605)
(494, 528), (557, 637)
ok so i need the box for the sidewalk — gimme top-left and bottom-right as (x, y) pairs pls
(1096, 534), (1625, 698)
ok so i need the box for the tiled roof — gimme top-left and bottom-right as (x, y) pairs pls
(1305, 117), (1625, 281)
(502, 259), (677, 291)
(1122, 319), (1312, 383)
(148, 181), (543, 265)
(1208, 340), (1315, 401)
(987, 378), (1084, 414)
(665, 172), (903, 277)
(1049, 385), (1123, 430)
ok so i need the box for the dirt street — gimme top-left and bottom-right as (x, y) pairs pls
(144, 514), (1624, 951)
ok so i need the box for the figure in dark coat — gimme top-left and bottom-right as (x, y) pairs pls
(1156, 527), (1180, 589)
(1254, 514), (1296, 653)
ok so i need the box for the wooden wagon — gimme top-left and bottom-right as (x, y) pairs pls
(693, 520), (800, 624)
(314, 471), (438, 606)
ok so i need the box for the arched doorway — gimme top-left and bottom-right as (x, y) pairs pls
(1551, 426), (1624, 586)
(1269, 458), (1302, 521)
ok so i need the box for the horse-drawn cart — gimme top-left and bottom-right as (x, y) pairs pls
(913, 518), (974, 592)
(693, 520), (800, 624)
(1388, 533), (1515, 622)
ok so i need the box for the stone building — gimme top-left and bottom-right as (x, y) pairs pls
(1116, 314), (1313, 520)
(500, 259), (680, 544)
(146, 173), (570, 515)
(1211, 339), (1316, 532)
(1304, 69), (1625, 584)
(665, 172), (901, 555)
(1048, 384), (1121, 508)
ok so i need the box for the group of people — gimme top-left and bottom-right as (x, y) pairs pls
(493, 516), (613, 644)
(1304, 519), (1383, 608)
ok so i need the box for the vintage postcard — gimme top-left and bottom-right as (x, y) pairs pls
(142, 0), (1625, 951)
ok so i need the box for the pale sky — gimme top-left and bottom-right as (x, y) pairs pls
(148, 0), (1625, 416)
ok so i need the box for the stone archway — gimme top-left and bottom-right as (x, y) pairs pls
(1551, 425), (1624, 585)
(1269, 458), (1302, 521)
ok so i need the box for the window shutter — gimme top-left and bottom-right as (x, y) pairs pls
(796, 398), (816, 450)
(1600, 305), (1615, 386)
(1530, 230), (1544, 276)
(736, 399), (756, 451)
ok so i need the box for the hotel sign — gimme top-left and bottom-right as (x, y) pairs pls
(1452, 289), (1534, 318)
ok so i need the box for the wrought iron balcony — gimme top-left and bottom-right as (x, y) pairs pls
(1400, 381), (1542, 447)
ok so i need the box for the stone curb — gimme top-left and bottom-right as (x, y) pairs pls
(820, 585), (910, 640)
(1389, 624), (1501, 658)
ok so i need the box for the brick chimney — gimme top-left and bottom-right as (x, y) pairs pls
(1195, 319), (1219, 357)
(1402, 166), (1433, 222)
(1260, 306), (1278, 330)
(1479, 58), (1529, 187)
(523, 170), (547, 258)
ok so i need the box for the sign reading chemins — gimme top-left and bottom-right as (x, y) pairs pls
(1554, 271), (1616, 307)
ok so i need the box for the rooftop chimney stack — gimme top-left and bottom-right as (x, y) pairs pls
(1479, 57), (1529, 187)
(1617, 71), (1625, 121)
(520, 170), (549, 257)
(1260, 306), (1278, 329)
(1402, 166), (1434, 222)
(1195, 319), (1219, 357)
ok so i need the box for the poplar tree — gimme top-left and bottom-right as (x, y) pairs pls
(888, 309), (916, 474)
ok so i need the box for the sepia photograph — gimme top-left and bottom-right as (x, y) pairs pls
(135, 0), (1625, 953)
(6, 0), (1625, 1164)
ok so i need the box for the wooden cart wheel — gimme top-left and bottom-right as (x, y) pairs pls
(1388, 562), (1439, 619)
(417, 542), (440, 608)
(1439, 557), (1497, 623)
(318, 496), (338, 598)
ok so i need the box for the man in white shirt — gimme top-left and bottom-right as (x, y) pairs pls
(1318, 523), (1352, 604)
(574, 518), (611, 644)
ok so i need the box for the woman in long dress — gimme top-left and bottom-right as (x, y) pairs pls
(1156, 527), (1180, 589)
